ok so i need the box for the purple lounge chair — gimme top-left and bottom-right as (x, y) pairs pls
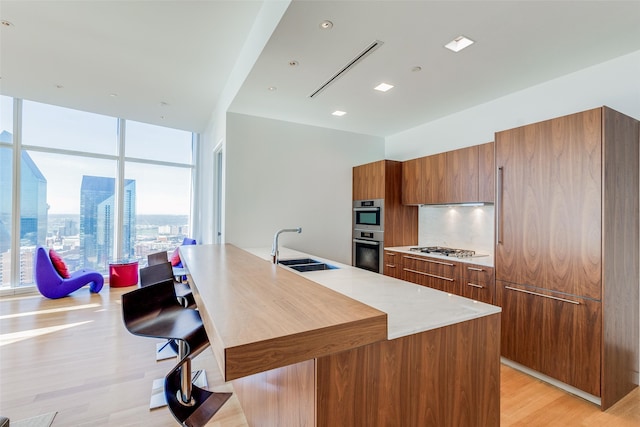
(34, 246), (104, 299)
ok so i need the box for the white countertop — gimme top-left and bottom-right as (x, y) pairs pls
(244, 247), (501, 340)
(385, 246), (495, 268)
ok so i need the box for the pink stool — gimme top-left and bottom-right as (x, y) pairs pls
(109, 260), (139, 288)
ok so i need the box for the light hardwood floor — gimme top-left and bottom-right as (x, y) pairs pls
(1, 286), (638, 426)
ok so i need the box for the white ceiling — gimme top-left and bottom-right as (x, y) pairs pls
(2, 1), (640, 137)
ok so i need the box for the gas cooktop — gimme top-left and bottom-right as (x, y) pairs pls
(409, 246), (486, 258)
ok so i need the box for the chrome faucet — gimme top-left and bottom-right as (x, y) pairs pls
(271, 227), (302, 264)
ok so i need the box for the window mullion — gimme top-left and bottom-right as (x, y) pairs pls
(114, 118), (126, 261)
(10, 98), (22, 287)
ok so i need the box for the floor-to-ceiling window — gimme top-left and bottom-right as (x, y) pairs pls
(0, 96), (14, 287)
(0, 97), (195, 292)
(124, 120), (194, 264)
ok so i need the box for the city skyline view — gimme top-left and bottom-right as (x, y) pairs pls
(0, 96), (195, 288)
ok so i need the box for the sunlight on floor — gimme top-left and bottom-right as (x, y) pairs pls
(0, 303), (101, 320)
(0, 321), (93, 346)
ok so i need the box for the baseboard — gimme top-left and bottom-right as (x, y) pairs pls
(500, 357), (602, 406)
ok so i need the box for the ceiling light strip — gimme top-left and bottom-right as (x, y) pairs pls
(309, 40), (384, 99)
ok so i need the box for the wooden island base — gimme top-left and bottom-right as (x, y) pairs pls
(233, 313), (501, 427)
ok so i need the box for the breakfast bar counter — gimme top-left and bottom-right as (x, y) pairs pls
(180, 243), (501, 427)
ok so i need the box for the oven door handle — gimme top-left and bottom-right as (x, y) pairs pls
(353, 239), (380, 246)
(353, 207), (380, 212)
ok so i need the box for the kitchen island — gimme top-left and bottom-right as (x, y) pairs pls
(180, 244), (501, 427)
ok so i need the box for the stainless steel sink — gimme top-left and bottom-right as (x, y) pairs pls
(278, 258), (338, 272)
(278, 258), (319, 266)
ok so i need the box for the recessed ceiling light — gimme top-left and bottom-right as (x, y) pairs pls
(1, 20), (14, 27)
(332, 110), (346, 117)
(374, 83), (394, 92)
(289, 60), (298, 67)
(444, 35), (474, 52)
(268, 86), (277, 91)
(412, 66), (422, 72)
(109, 93), (118, 97)
(319, 20), (333, 30)
(55, 84), (64, 89)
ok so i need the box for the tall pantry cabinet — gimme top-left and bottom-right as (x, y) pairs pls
(495, 106), (639, 409)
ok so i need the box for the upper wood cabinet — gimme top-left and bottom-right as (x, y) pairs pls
(353, 161), (386, 200)
(401, 142), (494, 205)
(401, 157), (423, 205)
(424, 153), (446, 204)
(477, 142), (495, 202)
(445, 145), (478, 203)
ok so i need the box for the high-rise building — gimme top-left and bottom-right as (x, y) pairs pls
(0, 130), (48, 253)
(80, 176), (136, 271)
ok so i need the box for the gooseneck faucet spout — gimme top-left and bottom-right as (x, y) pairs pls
(271, 227), (302, 264)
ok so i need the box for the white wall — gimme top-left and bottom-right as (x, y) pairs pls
(225, 113), (384, 264)
(196, 0), (290, 245)
(386, 50), (640, 160)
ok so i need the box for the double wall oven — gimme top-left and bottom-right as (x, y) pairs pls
(352, 199), (384, 273)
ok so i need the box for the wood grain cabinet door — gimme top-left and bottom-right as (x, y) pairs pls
(353, 161), (385, 200)
(445, 145), (478, 203)
(495, 109), (602, 299)
(496, 281), (602, 396)
(383, 251), (402, 279)
(401, 254), (460, 295)
(478, 142), (495, 203)
(461, 264), (495, 304)
(401, 157), (423, 205)
(426, 153), (447, 204)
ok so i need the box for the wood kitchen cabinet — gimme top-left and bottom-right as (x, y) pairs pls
(401, 154), (447, 204)
(402, 153), (446, 205)
(353, 160), (386, 200)
(400, 253), (461, 295)
(477, 142), (495, 202)
(496, 281), (602, 397)
(445, 145), (478, 203)
(383, 250), (402, 279)
(424, 153), (446, 204)
(495, 106), (639, 409)
(353, 160), (417, 248)
(402, 143), (494, 205)
(395, 251), (495, 304)
(461, 264), (495, 305)
(401, 157), (423, 205)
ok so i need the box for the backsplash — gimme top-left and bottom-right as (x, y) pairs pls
(418, 205), (495, 256)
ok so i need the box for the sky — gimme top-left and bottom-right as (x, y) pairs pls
(1, 95), (193, 215)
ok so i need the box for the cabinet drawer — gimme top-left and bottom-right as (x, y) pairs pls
(461, 264), (495, 305)
(383, 251), (402, 279)
(496, 281), (601, 396)
(401, 254), (460, 294)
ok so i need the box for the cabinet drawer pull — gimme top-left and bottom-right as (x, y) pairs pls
(467, 267), (485, 272)
(386, 252), (396, 257)
(403, 268), (454, 282)
(402, 255), (454, 267)
(505, 286), (580, 305)
(386, 264), (396, 268)
(467, 282), (485, 289)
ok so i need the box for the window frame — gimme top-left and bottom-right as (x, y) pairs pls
(0, 98), (196, 294)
